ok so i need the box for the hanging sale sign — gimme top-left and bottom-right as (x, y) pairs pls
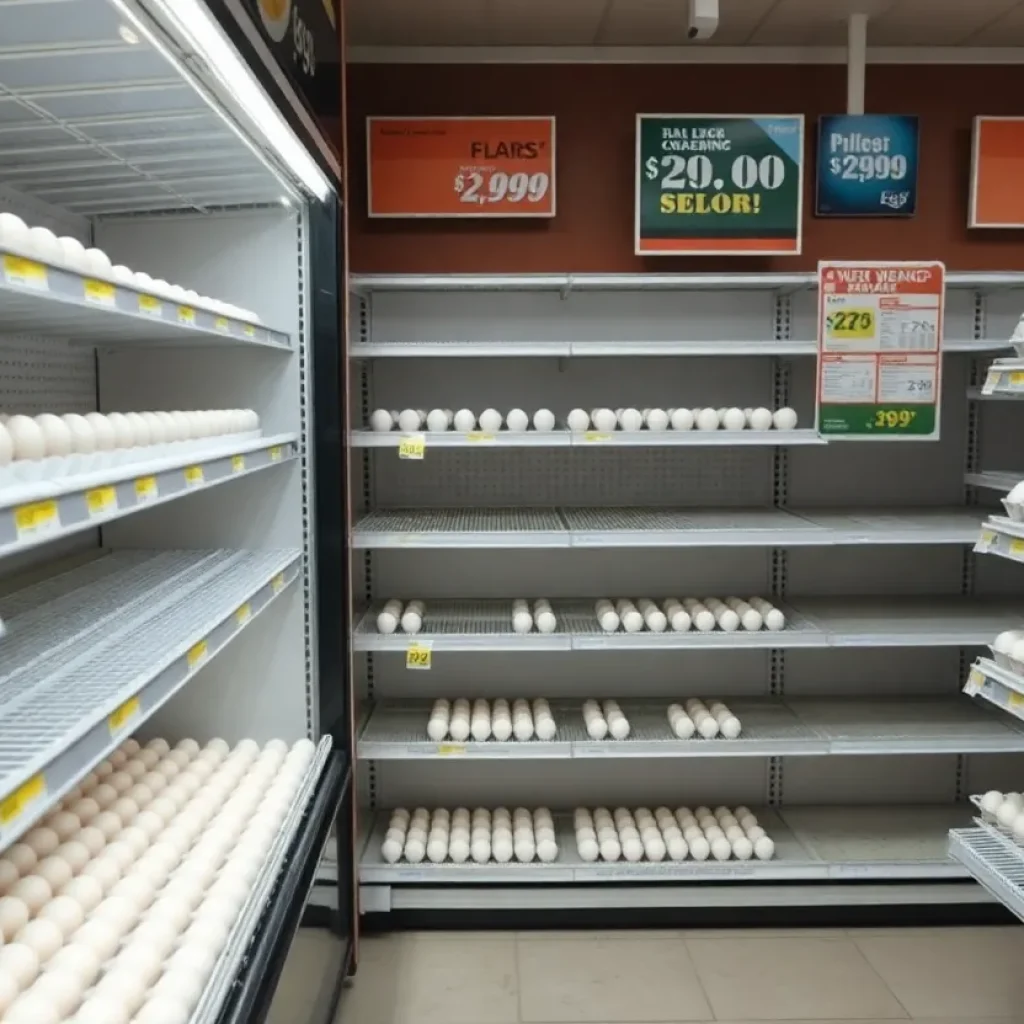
(635, 114), (804, 255)
(816, 261), (944, 440)
(969, 117), (1024, 228)
(367, 117), (556, 218)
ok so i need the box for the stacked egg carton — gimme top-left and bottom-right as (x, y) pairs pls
(380, 806), (559, 865)
(0, 736), (314, 1024)
(975, 790), (1024, 846)
(989, 629), (1024, 676)
(0, 410), (262, 485)
(573, 805), (775, 864)
(369, 409), (557, 433)
(595, 597), (785, 634)
(427, 699), (556, 742)
(566, 407), (799, 432)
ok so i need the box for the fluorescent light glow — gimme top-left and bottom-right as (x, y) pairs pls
(119, 0), (331, 201)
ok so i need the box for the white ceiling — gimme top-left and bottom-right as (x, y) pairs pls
(347, 0), (1024, 48)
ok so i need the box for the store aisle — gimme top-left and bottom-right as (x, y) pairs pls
(332, 925), (1024, 1024)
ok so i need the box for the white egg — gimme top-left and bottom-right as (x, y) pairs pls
(696, 408), (720, 430)
(722, 407), (747, 430)
(111, 264), (133, 283)
(645, 408), (669, 431)
(478, 408), (503, 432)
(980, 790), (1004, 817)
(0, 895), (30, 942)
(83, 248), (112, 277)
(618, 407), (643, 431)
(61, 413), (96, 453)
(753, 836), (775, 860)
(58, 236), (88, 271)
(6, 415), (46, 460)
(453, 409), (476, 431)
(2, 992), (61, 1024)
(749, 407), (773, 430)
(422, 408), (447, 432)
(470, 838), (491, 863)
(74, 995), (133, 1024)
(16, 917), (64, 961)
(666, 408), (692, 430)
(689, 836), (711, 861)
(591, 408), (617, 432)
(566, 408), (590, 431)
(499, 407), (526, 432)
(599, 838), (621, 862)
(773, 407), (798, 430)
(26, 226), (61, 264)
(46, 943), (101, 987)
(82, 412), (116, 451)
(0, 211), (30, 250)
(30, 413), (72, 457)
(532, 409), (555, 431)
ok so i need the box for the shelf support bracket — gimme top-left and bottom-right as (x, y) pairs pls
(847, 12), (868, 115)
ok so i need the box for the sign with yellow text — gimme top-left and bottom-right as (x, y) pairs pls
(816, 260), (944, 440)
(636, 114), (804, 255)
(970, 117), (1024, 228)
(367, 116), (555, 218)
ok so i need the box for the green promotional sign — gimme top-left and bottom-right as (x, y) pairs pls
(635, 114), (804, 256)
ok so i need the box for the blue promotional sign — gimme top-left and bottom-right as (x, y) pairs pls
(816, 115), (918, 217)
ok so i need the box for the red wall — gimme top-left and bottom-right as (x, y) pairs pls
(346, 63), (1024, 274)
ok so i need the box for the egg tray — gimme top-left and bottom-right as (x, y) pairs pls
(987, 645), (1024, 676)
(1000, 496), (1024, 524)
(0, 430), (262, 493)
(968, 796), (1024, 855)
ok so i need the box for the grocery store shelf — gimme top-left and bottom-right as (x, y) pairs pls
(964, 657), (1024, 723)
(968, 386), (1022, 401)
(353, 597), (1024, 651)
(976, 516), (1024, 564)
(352, 428), (821, 446)
(965, 470), (1021, 493)
(0, 434), (297, 559)
(948, 828), (1024, 923)
(353, 507), (984, 549)
(0, 252), (290, 349)
(982, 360), (1024, 397)
(350, 271), (1024, 293)
(358, 698), (1024, 760)
(358, 805), (970, 885)
(0, 548), (300, 850)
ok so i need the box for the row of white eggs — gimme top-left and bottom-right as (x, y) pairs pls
(582, 699), (630, 740)
(0, 410), (259, 465)
(368, 407), (799, 433)
(991, 630), (1024, 673)
(0, 213), (260, 324)
(978, 790), (1024, 842)
(668, 700), (742, 740)
(428, 698), (556, 742)
(0, 736), (313, 1024)
(382, 807), (558, 864)
(512, 599), (557, 635)
(574, 805), (774, 863)
(375, 599), (424, 635)
(597, 597), (784, 634)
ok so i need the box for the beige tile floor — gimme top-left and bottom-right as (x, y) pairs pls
(321, 925), (1024, 1024)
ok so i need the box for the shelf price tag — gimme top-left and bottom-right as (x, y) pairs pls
(214, 317), (230, 332)
(583, 431), (611, 442)
(235, 602), (252, 626)
(183, 465), (204, 488)
(406, 643), (432, 670)
(1010, 538), (1024, 558)
(268, 446), (283, 462)
(272, 573), (286, 594)
(138, 295), (162, 316)
(231, 455), (245, 474)
(437, 744), (465, 756)
(1010, 691), (1024, 710)
(83, 279), (116, 307)
(13, 500), (60, 540)
(177, 305), (195, 325)
(1011, 372), (1024, 389)
(108, 696), (141, 736)
(983, 369), (1001, 395)
(398, 434), (425, 460)
(0, 774), (46, 830)
(967, 667), (985, 693)
(244, 324), (256, 338)
(134, 476), (158, 503)
(3, 254), (48, 290)
(186, 640), (208, 670)
(85, 486), (117, 517)
(466, 432), (495, 443)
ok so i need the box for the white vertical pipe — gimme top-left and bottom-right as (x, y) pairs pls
(847, 13), (868, 115)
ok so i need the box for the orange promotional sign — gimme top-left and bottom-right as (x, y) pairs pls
(970, 117), (1024, 228)
(367, 117), (556, 218)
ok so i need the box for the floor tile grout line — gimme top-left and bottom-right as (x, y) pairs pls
(846, 933), (914, 1021)
(515, 931), (523, 1023)
(678, 936), (717, 1021)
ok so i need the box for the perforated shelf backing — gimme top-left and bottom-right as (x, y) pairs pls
(0, 333), (95, 415)
(0, 547), (299, 847)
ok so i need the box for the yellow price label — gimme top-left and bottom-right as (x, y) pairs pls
(1010, 538), (1024, 557)
(827, 307), (875, 339)
(1010, 692), (1024, 710)
(108, 696), (141, 735)
(85, 486), (117, 517)
(466, 432), (495, 443)
(3, 254), (48, 290)
(214, 317), (230, 332)
(13, 500), (60, 538)
(437, 744), (465, 756)
(184, 465), (204, 487)
(272, 573), (285, 594)
(269, 446), (283, 462)
(398, 435), (425, 460)
(83, 279), (116, 306)
(235, 602), (252, 626)
(873, 409), (918, 430)
(186, 640), (208, 669)
(134, 476), (158, 502)
(177, 305), (195, 325)
(979, 529), (996, 549)
(138, 294), (162, 316)
(406, 645), (432, 670)
(231, 455), (245, 473)
(0, 774), (46, 826)
(1011, 372), (1024, 386)
(583, 431), (611, 442)
(244, 324), (256, 338)
(969, 668), (985, 688)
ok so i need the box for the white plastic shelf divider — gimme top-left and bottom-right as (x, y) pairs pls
(351, 429), (821, 447)
(0, 435), (297, 558)
(976, 516), (1024, 565)
(353, 507), (984, 549)
(0, 251), (291, 349)
(0, 547), (300, 850)
(966, 471), (1021, 493)
(359, 805), (970, 884)
(358, 698), (1024, 761)
(964, 657), (1024, 723)
(353, 598), (1024, 652)
(192, 738), (332, 1020)
(948, 828), (1024, 923)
